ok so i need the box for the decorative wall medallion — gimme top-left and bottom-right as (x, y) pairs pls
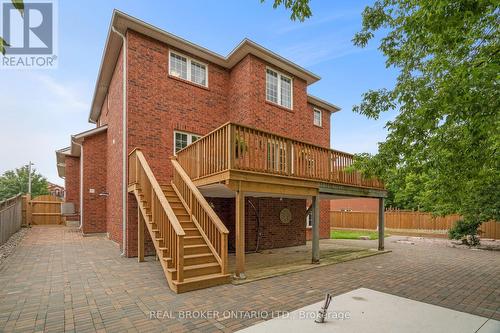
(280, 208), (292, 224)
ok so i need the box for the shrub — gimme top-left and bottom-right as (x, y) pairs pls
(448, 219), (482, 246)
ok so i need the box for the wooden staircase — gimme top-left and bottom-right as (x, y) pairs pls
(129, 149), (230, 293)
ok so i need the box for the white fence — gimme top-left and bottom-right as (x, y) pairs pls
(0, 194), (23, 246)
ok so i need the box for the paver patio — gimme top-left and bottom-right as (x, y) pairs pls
(0, 226), (499, 332)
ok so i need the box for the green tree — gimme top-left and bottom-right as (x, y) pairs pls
(350, 0), (500, 241)
(263, 0), (499, 241)
(0, 0), (24, 55)
(261, 0), (312, 21)
(0, 166), (49, 201)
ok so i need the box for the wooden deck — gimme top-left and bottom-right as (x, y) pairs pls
(175, 122), (385, 197)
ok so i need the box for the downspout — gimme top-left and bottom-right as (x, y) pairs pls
(72, 139), (84, 230)
(111, 25), (127, 256)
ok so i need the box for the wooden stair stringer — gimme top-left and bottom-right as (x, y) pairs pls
(131, 188), (179, 293)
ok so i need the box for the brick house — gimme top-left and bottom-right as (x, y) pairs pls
(56, 10), (386, 293)
(47, 182), (65, 198)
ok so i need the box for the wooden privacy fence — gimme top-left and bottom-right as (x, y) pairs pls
(28, 194), (64, 225)
(0, 194), (23, 246)
(330, 210), (500, 239)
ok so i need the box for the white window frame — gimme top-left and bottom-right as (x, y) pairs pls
(306, 212), (312, 228)
(313, 108), (322, 127)
(168, 50), (209, 88)
(173, 130), (201, 155)
(265, 67), (293, 110)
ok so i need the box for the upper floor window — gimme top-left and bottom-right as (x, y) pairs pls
(266, 68), (292, 109)
(313, 108), (322, 127)
(169, 51), (208, 87)
(174, 130), (201, 154)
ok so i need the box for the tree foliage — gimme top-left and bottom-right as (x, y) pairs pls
(351, 0), (500, 236)
(261, 0), (312, 21)
(0, 166), (49, 201)
(0, 0), (24, 55)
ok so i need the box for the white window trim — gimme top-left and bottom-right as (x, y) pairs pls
(313, 108), (322, 127)
(173, 130), (201, 155)
(265, 67), (293, 110)
(168, 50), (209, 88)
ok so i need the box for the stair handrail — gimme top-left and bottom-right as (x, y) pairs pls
(130, 149), (185, 236)
(171, 158), (229, 274)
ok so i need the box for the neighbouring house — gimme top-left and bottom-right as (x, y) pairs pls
(56, 10), (386, 293)
(47, 182), (65, 198)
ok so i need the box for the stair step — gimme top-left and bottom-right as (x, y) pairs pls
(184, 228), (200, 236)
(184, 244), (210, 255)
(184, 236), (204, 245)
(183, 262), (221, 278)
(184, 253), (216, 266)
(173, 273), (231, 293)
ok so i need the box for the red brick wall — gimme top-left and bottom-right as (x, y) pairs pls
(124, 31), (231, 256)
(95, 30), (333, 256)
(81, 132), (107, 234)
(229, 55), (331, 148)
(330, 198), (379, 212)
(208, 196), (306, 251)
(305, 200), (331, 241)
(64, 156), (80, 220)
(98, 46), (124, 246)
(126, 30), (230, 184)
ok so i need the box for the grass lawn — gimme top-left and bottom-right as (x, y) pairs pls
(331, 230), (388, 240)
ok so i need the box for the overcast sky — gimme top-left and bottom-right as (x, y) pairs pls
(0, 0), (398, 185)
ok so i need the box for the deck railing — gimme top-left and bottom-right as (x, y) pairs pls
(129, 149), (185, 281)
(171, 159), (229, 274)
(176, 123), (384, 189)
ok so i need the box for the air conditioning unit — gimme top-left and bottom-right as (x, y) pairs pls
(61, 202), (75, 215)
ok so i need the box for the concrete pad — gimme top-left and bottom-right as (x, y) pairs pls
(238, 288), (499, 333)
(478, 319), (500, 333)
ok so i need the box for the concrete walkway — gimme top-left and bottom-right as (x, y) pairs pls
(0, 226), (499, 332)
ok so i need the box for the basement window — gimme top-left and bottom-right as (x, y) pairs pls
(266, 68), (293, 109)
(174, 130), (201, 154)
(169, 50), (208, 87)
(313, 108), (322, 127)
(306, 213), (312, 227)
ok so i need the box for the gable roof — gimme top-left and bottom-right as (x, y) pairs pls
(55, 126), (108, 178)
(89, 10), (323, 123)
(307, 95), (341, 113)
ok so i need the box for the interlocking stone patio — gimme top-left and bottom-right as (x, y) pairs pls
(0, 226), (499, 333)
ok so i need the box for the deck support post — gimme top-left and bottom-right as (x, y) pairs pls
(312, 195), (320, 264)
(138, 209), (144, 262)
(378, 197), (385, 251)
(235, 189), (246, 279)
